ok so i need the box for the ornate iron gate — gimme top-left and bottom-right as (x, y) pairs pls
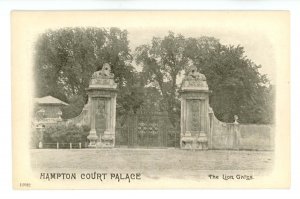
(115, 112), (180, 148)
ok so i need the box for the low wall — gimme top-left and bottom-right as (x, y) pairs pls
(211, 117), (238, 150)
(239, 124), (274, 150)
(211, 115), (274, 151)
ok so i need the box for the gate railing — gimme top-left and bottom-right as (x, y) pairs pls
(36, 142), (87, 149)
(115, 113), (180, 148)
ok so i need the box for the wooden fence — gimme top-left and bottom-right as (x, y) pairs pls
(38, 142), (87, 149)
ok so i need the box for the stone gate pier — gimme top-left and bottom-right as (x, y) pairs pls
(86, 63), (117, 148)
(179, 65), (211, 150)
(58, 63), (271, 150)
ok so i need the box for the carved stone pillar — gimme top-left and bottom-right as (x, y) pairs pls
(233, 115), (240, 150)
(179, 65), (211, 150)
(86, 63), (117, 148)
(87, 98), (98, 148)
(35, 124), (45, 149)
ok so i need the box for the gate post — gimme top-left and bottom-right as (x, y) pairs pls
(233, 115), (240, 150)
(86, 63), (117, 148)
(179, 64), (211, 150)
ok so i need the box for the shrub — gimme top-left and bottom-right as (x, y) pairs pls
(43, 124), (89, 144)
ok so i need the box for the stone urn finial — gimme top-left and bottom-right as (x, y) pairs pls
(234, 115), (239, 124)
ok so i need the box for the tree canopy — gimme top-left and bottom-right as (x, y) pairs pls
(135, 32), (274, 124)
(185, 36), (273, 123)
(34, 27), (137, 118)
(34, 28), (274, 124)
(135, 32), (187, 125)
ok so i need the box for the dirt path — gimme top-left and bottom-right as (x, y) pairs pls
(31, 148), (273, 180)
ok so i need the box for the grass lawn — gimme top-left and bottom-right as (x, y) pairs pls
(31, 148), (273, 180)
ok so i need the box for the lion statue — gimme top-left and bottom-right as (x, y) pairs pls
(184, 64), (206, 81)
(92, 63), (114, 79)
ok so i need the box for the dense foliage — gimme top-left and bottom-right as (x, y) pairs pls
(34, 27), (137, 118)
(135, 33), (186, 125)
(135, 32), (274, 124)
(34, 28), (274, 124)
(187, 38), (274, 123)
(43, 124), (89, 144)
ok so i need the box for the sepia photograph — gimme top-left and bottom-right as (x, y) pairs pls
(12, 11), (290, 189)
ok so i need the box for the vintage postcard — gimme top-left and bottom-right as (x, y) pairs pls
(12, 11), (290, 189)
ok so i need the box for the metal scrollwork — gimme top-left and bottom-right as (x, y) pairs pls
(138, 122), (159, 135)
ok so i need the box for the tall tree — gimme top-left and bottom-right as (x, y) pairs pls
(135, 33), (274, 124)
(34, 27), (136, 118)
(186, 37), (273, 123)
(135, 32), (188, 125)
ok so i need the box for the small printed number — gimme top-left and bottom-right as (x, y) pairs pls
(20, 183), (31, 187)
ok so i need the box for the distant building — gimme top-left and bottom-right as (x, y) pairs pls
(33, 96), (68, 125)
